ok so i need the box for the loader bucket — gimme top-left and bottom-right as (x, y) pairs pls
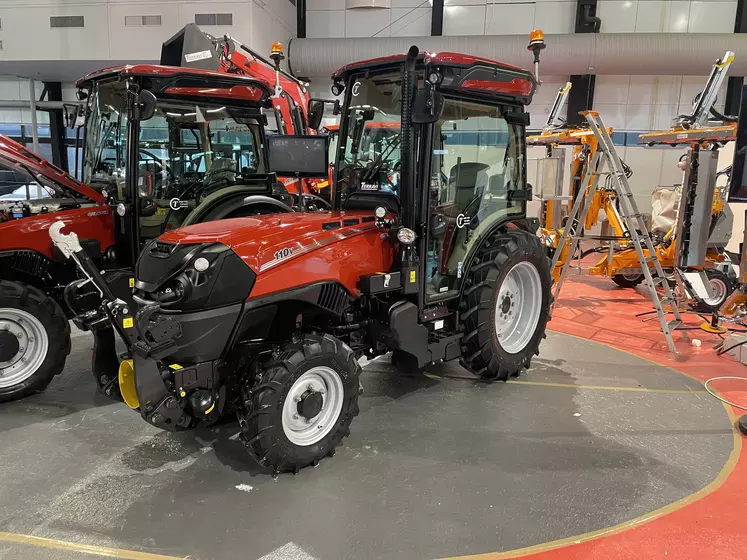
(160, 23), (221, 71)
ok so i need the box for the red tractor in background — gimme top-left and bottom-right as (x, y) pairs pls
(52, 36), (553, 473)
(0, 24), (330, 403)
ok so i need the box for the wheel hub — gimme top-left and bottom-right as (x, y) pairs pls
(500, 295), (512, 315)
(282, 367), (345, 446)
(493, 261), (543, 355)
(0, 330), (19, 362)
(297, 390), (324, 419)
(0, 309), (49, 389)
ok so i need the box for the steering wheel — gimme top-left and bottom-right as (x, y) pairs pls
(140, 149), (174, 180)
(301, 193), (331, 211)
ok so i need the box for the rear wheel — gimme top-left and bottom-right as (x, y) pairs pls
(612, 273), (645, 288)
(0, 281), (71, 402)
(239, 333), (361, 473)
(460, 230), (552, 380)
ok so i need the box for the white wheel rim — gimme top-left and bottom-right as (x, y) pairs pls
(703, 277), (728, 306)
(494, 261), (543, 354)
(282, 366), (345, 446)
(0, 309), (49, 389)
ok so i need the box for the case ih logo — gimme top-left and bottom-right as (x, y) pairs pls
(456, 214), (471, 229)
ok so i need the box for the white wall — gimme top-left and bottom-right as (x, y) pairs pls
(0, 0), (297, 62)
(307, 0), (432, 38)
(0, 77), (59, 124)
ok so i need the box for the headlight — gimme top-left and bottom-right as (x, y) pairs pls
(397, 227), (416, 244)
(374, 206), (387, 219)
(193, 257), (210, 272)
(116, 203), (127, 217)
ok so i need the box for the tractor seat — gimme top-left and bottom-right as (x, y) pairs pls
(449, 162), (489, 209)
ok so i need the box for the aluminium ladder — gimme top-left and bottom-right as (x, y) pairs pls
(549, 111), (682, 355)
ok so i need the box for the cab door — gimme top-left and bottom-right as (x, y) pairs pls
(425, 97), (527, 302)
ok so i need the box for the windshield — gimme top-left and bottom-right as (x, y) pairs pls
(83, 81), (268, 231)
(336, 72), (405, 202)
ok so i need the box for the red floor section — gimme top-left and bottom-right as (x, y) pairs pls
(516, 275), (747, 560)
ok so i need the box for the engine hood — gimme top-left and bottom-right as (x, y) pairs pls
(158, 210), (378, 274)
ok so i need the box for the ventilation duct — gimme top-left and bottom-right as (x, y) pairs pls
(289, 33), (747, 78)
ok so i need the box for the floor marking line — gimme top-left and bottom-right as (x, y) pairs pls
(0, 531), (188, 560)
(506, 379), (706, 394)
(437, 329), (743, 560)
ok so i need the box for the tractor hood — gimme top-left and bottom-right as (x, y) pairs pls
(157, 210), (378, 274)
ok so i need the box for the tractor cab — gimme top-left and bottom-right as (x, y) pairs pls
(331, 48), (537, 302)
(76, 65), (290, 267)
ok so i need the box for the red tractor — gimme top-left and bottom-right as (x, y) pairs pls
(0, 25), (328, 403)
(52, 40), (552, 473)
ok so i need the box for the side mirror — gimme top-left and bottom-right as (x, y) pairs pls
(135, 90), (157, 121)
(412, 89), (444, 124)
(308, 100), (324, 130)
(63, 103), (85, 128)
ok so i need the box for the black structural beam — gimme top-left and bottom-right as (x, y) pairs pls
(297, 0), (306, 39)
(431, 0), (444, 36)
(568, 0), (599, 126)
(725, 0), (747, 116)
(43, 81), (69, 173)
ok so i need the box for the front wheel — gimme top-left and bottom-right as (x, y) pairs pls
(460, 230), (553, 380)
(0, 281), (71, 402)
(239, 334), (361, 473)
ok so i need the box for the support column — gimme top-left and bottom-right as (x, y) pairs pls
(44, 81), (69, 172)
(725, 0), (746, 117)
(28, 79), (40, 155)
(568, 0), (599, 126)
(297, 0), (306, 39)
(431, 0), (444, 36)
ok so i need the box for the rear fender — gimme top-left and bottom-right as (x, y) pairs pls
(182, 192), (292, 227)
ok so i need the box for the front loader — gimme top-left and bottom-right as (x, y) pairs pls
(53, 35), (553, 473)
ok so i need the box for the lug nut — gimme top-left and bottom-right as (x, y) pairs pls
(293, 413), (299, 419)
(319, 389), (325, 395)
(16, 332), (23, 338)
(307, 384), (314, 391)
(294, 396), (302, 402)
(305, 418), (312, 424)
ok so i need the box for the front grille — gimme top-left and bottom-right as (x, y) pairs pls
(12, 250), (48, 277)
(318, 283), (348, 316)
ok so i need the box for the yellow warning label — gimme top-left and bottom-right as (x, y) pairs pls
(156, 207), (167, 216)
(129, 278), (135, 288)
(409, 270), (416, 283)
(122, 317), (133, 329)
(169, 364), (183, 371)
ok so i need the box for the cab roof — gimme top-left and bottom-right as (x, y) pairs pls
(332, 51), (536, 105)
(76, 64), (272, 104)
